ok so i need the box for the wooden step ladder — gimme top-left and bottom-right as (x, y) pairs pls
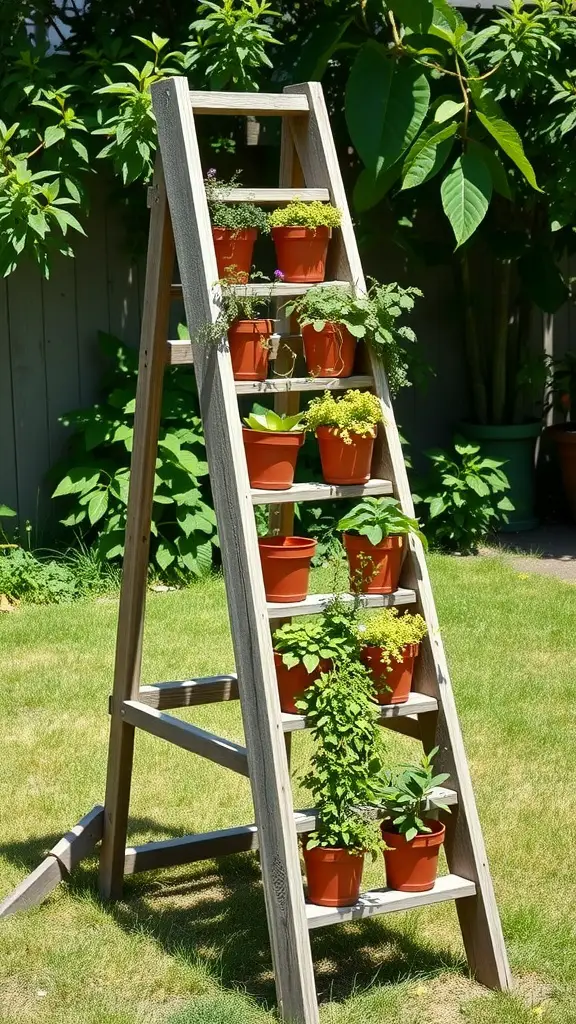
(98, 78), (511, 1023)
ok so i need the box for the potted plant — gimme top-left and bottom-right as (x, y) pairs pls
(375, 748), (451, 893)
(223, 274), (275, 381)
(268, 200), (341, 283)
(358, 608), (428, 705)
(243, 405), (305, 490)
(272, 611), (358, 713)
(284, 279), (422, 384)
(337, 497), (426, 594)
(258, 535), (316, 603)
(297, 661), (384, 906)
(206, 169), (268, 281)
(305, 390), (383, 485)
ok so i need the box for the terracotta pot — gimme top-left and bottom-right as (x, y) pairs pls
(242, 428), (304, 490)
(382, 819), (445, 892)
(271, 226), (330, 283)
(549, 424), (576, 521)
(302, 322), (356, 378)
(228, 319), (273, 381)
(303, 844), (364, 907)
(258, 536), (316, 603)
(360, 642), (419, 704)
(273, 653), (331, 714)
(343, 532), (405, 594)
(316, 426), (375, 485)
(212, 227), (257, 281)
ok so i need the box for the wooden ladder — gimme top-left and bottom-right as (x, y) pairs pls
(99, 78), (511, 1024)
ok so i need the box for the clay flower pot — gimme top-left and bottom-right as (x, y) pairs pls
(212, 227), (257, 281)
(382, 819), (445, 892)
(360, 642), (420, 704)
(302, 323), (356, 378)
(242, 428), (304, 490)
(228, 319), (273, 381)
(316, 427), (374, 485)
(343, 533), (405, 594)
(549, 424), (576, 521)
(273, 653), (331, 714)
(258, 536), (316, 603)
(271, 226), (330, 283)
(303, 844), (364, 907)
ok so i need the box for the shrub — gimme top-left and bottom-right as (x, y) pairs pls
(0, 547), (78, 603)
(268, 200), (341, 229)
(414, 440), (514, 554)
(305, 390), (383, 442)
(50, 331), (218, 578)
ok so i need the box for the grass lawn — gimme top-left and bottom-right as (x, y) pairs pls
(1, 553), (575, 1024)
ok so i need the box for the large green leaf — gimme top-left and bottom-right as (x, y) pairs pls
(52, 466), (100, 497)
(441, 152), (492, 247)
(346, 44), (430, 172)
(467, 140), (512, 200)
(0, 505), (16, 517)
(475, 112), (540, 191)
(353, 161), (402, 212)
(88, 488), (109, 526)
(401, 121), (458, 190)
(388, 0), (433, 33)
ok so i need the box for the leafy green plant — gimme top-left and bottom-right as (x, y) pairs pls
(414, 440), (514, 553)
(305, 390), (382, 443)
(268, 200), (342, 229)
(206, 170), (269, 233)
(0, 503), (17, 544)
(198, 271), (277, 346)
(284, 280), (422, 395)
(273, 599), (359, 672)
(359, 608), (427, 672)
(297, 660), (384, 855)
(0, 546), (75, 604)
(373, 747), (451, 842)
(50, 331), (218, 578)
(243, 406), (304, 432)
(183, 0), (281, 90)
(338, 496), (427, 548)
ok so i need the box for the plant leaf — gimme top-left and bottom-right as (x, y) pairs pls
(475, 111), (540, 192)
(441, 152), (492, 247)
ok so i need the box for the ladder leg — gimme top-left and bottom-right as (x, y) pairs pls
(99, 163), (175, 900)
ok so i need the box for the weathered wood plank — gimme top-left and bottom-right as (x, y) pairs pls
(0, 805), (104, 919)
(235, 375), (374, 395)
(121, 700), (250, 777)
(251, 478), (393, 505)
(0, 280), (18, 512)
(42, 254), (80, 469)
(306, 874), (476, 930)
(152, 76), (319, 1024)
(170, 280), (347, 299)
(167, 333), (281, 366)
(267, 587), (417, 618)
(99, 159), (175, 902)
(285, 80), (511, 990)
(213, 188), (330, 203)
(189, 91), (309, 115)
(138, 674), (239, 710)
(281, 690), (438, 733)
(75, 180), (110, 407)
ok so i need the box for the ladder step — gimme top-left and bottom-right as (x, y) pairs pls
(167, 335), (282, 366)
(137, 674), (239, 710)
(306, 874), (476, 930)
(235, 375), (375, 395)
(121, 700), (249, 777)
(170, 281), (349, 300)
(213, 188), (330, 204)
(251, 478), (393, 505)
(267, 587), (417, 619)
(189, 91), (309, 116)
(281, 690), (438, 733)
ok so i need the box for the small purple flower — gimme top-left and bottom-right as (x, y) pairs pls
(207, 168), (217, 179)
(274, 269), (285, 281)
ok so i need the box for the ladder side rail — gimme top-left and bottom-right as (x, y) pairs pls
(151, 76), (319, 1024)
(284, 80), (511, 992)
(99, 160), (175, 900)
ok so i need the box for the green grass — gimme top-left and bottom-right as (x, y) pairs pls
(0, 554), (575, 1023)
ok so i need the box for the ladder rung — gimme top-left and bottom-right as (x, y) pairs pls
(121, 700), (249, 777)
(235, 375), (375, 395)
(306, 874), (476, 930)
(212, 188), (330, 204)
(251, 478), (393, 505)
(137, 675), (238, 710)
(166, 335), (283, 366)
(281, 690), (438, 733)
(189, 91), (309, 116)
(267, 587), (417, 619)
(170, 281), (349, 300)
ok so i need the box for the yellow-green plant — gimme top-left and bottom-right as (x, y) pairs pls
(305, 390), (382, 443)
(268, 200), (341, 229)
(359, 608), (427, 671)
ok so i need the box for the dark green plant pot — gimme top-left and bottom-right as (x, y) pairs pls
(460, 421), (541, 532)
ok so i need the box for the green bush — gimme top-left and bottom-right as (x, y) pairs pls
(51, 331), (218, 579)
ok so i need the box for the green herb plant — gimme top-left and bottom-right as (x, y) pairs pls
(274, 594), (360, 672)
(374, 747), (451, 842)
(414, 440), (514, 554)
(244, 405), (304, 432)
(338, 496), (427, 548)
(305, 390), (383, 443)
(297, 660), (385, 856)
(198, 270), (276, 347)
(359, 608), (427, 674)
(205, 170), (268, 233)
(284, 281), (422, 395)
(51, 331), (217, 577)
(268, 200), (341, 229)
